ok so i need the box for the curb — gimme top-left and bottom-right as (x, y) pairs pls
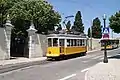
(0, 58), (48, 74)
(87, 49), (101, 53)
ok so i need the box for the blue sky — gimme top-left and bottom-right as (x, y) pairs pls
(47, 0), (120, 38)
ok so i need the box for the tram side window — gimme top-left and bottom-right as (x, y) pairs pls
(67, 39), (70, 46)
(74, 39), (77, 46)
(59, 39), (64, 46)
(76, 39), (79, 46)
(53, 38), (58, 46)
(80, 40), (82, 46)
(48, 38), (52, 47)
(71, 39), (73, 46)
(82, 40), (85, 46)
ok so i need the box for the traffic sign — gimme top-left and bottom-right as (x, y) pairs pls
(103, 27), (109, 34)
(103, 34), (109, 39)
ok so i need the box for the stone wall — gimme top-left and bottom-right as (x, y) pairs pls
(87, 38), (101, 51)
(0, 28), (7, 60)
(33, 34), (48, 58)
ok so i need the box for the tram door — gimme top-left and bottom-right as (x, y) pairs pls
(59, 39), (64, 54)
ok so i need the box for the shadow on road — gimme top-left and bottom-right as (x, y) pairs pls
(108, 53), (120, 59)
(47, 53), (86, 61)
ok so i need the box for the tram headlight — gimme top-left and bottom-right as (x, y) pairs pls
(49, 51), (51, 54)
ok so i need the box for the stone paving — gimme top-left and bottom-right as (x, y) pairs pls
(85, 59), (120, 80)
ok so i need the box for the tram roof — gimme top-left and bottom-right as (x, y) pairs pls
(100, 38), (119, 40)
(47, 34), (87, 39)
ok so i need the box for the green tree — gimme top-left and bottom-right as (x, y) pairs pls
(87, 27), (91, 38)
(0, 0), (61, 36)
(8, 0), (61, 35)
(109, 11), (120, 33)
(56, 24), (62, 31)
(66, 20), (71, 31)
(92, 17), (102, 38)
(0, 0), (23, 27)
(72, 11), (84, 33)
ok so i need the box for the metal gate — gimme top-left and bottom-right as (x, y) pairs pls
(10, 36), (29, 57)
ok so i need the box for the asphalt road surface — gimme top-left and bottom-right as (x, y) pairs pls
(0, 48), (120, 80)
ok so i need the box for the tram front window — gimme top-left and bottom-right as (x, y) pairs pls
(48, 38), (52, 47)
(53, 38), (58, 46)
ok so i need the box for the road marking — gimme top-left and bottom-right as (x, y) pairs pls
(81, 68), (90, 72)
(59, 74), (76, 80)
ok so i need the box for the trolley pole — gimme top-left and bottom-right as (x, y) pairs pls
(103, 14), (108, 63)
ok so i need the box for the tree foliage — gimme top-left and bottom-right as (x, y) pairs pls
(109, 11), (120, 33)
(91, 17), (102, 38)
(66, 20), (71, 31)
(0, 0), (23, 27)
(72, 11), (84, 33)
(0, 0), (61, 36)
(56, 24), (62, 31)
(87, 27), (90, 38)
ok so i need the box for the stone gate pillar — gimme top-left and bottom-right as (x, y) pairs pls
(27, 21), (37, 58)
(4, 15), (13, 59)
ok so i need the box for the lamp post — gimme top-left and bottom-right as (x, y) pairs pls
(103, 14), (108, 63)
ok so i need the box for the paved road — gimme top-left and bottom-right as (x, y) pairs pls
(0, 48), (120, 80)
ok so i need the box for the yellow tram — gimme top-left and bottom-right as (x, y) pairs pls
(101, 38), (119, 50)
(46, 34), (87, 59)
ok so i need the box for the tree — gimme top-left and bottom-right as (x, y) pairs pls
(92, 17), (102, 38)
(56, 24), (62, 31)
(72, 11), (84, 33)
(0, 0), (61, 36)
(109, 11), (120, 33)
(66, 20), (71, 31)
(0, 0), (23, 27)
(87, 27), (90, 38)
(8, 0), (61, 35)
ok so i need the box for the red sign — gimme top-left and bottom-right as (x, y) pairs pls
(103, 34), (109, 38)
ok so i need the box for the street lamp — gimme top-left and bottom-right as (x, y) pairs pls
(103, 14), (108, 63)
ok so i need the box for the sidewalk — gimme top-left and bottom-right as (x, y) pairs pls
(0, 57), (47, 73)
(85, 58), (120, 80)
(0, 57), (47, 66)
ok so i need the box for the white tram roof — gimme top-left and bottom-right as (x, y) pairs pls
(47, 34), (87, 39)
(100, 38), (119, 40)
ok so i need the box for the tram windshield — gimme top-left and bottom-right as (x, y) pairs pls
(48, 38), (58, 47)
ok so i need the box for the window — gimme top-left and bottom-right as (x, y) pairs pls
(53, 38), (58, 46)
(59, 39), (64, 46)
(80, 40), (82, 46)
(82, 39), (85, 46)
(71, 39), (73, 46)
(48, 38), (52, 47)
(75, 39), (77, 46)
(76, 39), (79, 46)
(67, 39), (70, 46)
